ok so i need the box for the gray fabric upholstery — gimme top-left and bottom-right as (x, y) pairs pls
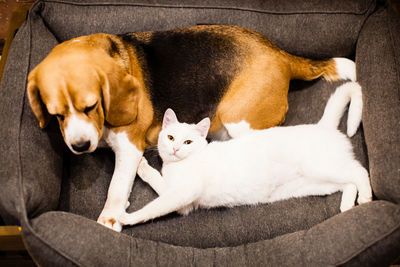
(0, 0), (399, 266)
(356, 5), (400, 205)
(39, 0), (375, 57)
(27, 202), (400, 266)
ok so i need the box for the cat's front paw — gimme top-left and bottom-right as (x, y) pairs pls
(137, 157), (150, 179)
(119, 212), (141, 226)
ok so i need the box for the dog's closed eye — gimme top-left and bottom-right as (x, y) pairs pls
(84, 102), (97, 115)
(56, 114), (65, 121)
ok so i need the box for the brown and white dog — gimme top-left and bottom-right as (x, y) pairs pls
(27, 25), (355, 232)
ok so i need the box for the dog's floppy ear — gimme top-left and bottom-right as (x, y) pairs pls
(27, 79), (51, 129)
(99, 68), (139, 127)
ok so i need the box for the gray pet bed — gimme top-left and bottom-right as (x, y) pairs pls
(0, 0), (399, 266)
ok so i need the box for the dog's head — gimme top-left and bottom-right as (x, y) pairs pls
(27, 34), (141, 154)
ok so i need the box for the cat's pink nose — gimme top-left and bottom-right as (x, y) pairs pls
(173, 147), (180, 154)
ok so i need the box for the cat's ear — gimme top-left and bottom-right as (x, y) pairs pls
(196, 117), (210, 137)
(162, 108), (178, 129)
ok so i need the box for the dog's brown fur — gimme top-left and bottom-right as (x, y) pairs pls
(27, 25), (346, 230)
(28, 25), (341, 151)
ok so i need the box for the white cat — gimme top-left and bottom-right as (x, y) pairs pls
(120, 82), (372, 227)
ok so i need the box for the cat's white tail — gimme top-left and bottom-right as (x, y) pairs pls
(318, 82), (362, 137)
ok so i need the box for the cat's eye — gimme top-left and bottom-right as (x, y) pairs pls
(168, 135), (174, 141)
(184, 140), (192, 145)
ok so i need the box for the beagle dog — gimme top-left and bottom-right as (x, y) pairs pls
(27, 25), (355, 232)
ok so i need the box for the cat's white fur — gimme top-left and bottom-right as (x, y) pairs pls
(120, 82), (372, 226)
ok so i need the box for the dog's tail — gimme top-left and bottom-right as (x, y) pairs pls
(287, 54), (356, 82)
(318, 82), (362, 137)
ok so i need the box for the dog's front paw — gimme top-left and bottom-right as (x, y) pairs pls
(97, 209), (124, 232)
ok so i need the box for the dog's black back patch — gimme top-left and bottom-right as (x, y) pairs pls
(121, 28), (243, 124)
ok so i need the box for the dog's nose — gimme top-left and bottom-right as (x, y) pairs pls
(71, 140), (91, 153)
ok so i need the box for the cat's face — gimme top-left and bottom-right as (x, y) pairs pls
(158, 109), (210, 163)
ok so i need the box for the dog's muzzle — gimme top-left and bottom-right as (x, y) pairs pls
(71, 140), (91, 153)
(64, 114), (99, 154)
